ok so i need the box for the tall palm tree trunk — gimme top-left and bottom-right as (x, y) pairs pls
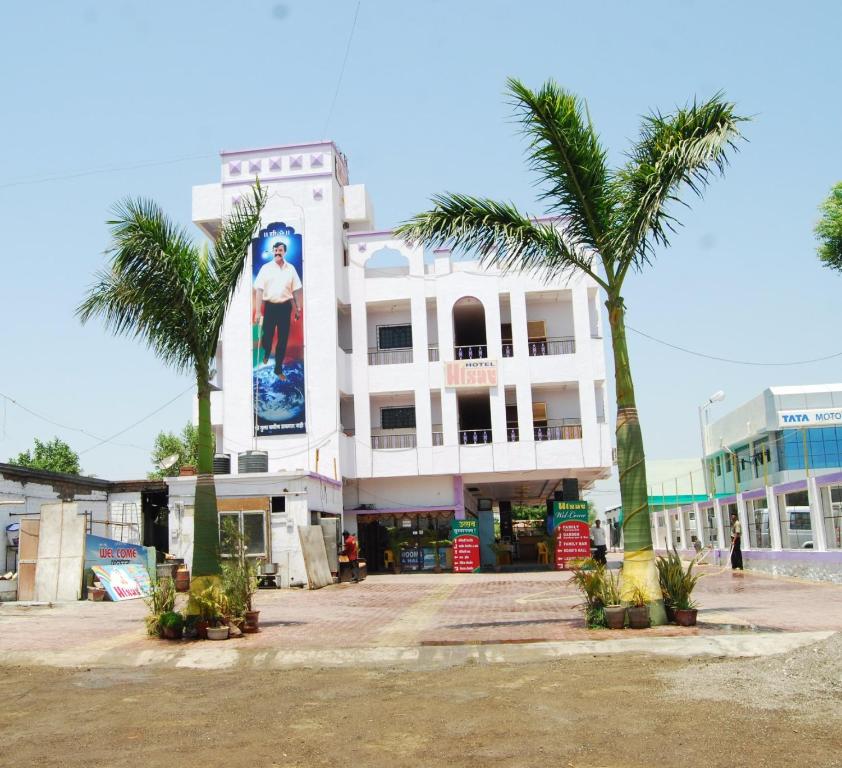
(607, 296), (665, 624)
(189, 369), (221, 603)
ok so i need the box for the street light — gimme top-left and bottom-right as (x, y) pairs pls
(698, 390), (725, 497)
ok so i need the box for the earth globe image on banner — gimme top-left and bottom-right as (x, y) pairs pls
(254, 361), (305, 429)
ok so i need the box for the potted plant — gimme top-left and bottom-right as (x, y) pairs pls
(159, 611), (184, 640)
(221, 517), (261, 632)
(627, 584), (650, 629)
(656, 549), (702, 626)
(600, 568), (626, 630)
(194, 585), (229, 640)
(144, 572), (176, 638)
(568, 558), (606, 628)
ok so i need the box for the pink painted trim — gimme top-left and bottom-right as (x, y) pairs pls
(308, 472), (343, 490)
(221, 140), (338, 157)
(454, 475), (465, 521)
(816, 470), (842, 487)
(223, 171), (333, 188)
(343, 505), (455, 515)
(773, 478), (809, 495)
(346, 229), (395, 239)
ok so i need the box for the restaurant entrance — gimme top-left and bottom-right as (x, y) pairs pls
(357, 511), (454, 573)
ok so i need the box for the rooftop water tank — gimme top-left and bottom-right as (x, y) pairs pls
(238, 450), (269, 474)
(212, 454), (231, 475)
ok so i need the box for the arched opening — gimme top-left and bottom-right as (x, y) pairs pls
(452, 296), (487, 359)
(363, 246), (409, 277)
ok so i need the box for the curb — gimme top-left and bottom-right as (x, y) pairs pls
(0, 631), (833, 672)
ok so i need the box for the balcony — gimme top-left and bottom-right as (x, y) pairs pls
(368, 348), (413, 365)
(428, 345), (440, 362)
(432, 430), (444, 446)
(533, 419), (582, 441)
(529, 337), (575, 356)
(460, 428), (492, 445)
(455, 344), (488, 360)
(371, 431), (417, 449)
(507, 427), (519, 443)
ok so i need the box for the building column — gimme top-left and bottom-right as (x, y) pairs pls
(677, 506), (689, 551)
(713, 498), (726, 553)
(736, 492), (751, 551)
(662, 508), (673, 550)
(693, 502), (705, 547)
(766, 485), (783, 551)
(807, 476), (828, 551)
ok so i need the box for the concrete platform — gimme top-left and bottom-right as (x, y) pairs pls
(1, 564), (839, 670)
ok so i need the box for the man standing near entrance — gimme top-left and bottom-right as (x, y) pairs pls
(730, 511), (744, 570)
(253, 241), (302, 380)
(342, 530), (360, 582)
(591, 519), (607, 565)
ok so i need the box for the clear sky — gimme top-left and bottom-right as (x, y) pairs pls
(1, 0), (841, 480)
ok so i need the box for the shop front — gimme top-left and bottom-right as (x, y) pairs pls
(356, 510), (455, 573)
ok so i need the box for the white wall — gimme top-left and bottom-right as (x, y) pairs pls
(367, 303), (412, 350)
(525, 292), (575, 338)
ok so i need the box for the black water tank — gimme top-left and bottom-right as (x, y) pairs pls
(212, 454), (231, 475)
(238, 450), (269, 473)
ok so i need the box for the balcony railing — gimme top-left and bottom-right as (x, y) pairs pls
(533, 419), (582, 441)
(368, 348), (413, 365)
(502, 342), (514, 358)
(455, 345), (488, 360)
(528, 337), (575, 356)
(460, 428), (492, 445)
(432, 431), (444, 446)
(428, 345), (440, 362)
(372, 432), (417, 449)
(507, 427), (519, 443)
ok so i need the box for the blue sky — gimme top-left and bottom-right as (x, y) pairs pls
(1, 0), (841, 479)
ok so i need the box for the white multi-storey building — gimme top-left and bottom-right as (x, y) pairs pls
(166, 141), (612, 583)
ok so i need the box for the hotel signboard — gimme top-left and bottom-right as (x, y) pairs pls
(551, 501), (590, 570)
(450, 519), (481, 572)
(444, 359), (498, 388)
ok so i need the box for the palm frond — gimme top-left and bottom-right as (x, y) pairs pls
(612, 93), (747, 277)
(77, 198), (203, 372)
(395, 192), (607, 289)
(506, 77), (612, 257)
(207, 182), (267, 339)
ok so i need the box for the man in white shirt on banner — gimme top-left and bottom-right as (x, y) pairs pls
(253, 241), (302, 380)
(590, 519), (607, 565)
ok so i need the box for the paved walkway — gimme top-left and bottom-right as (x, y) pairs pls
(1, 564), (840, 669)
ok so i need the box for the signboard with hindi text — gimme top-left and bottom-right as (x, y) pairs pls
(450, 519), (481, 572)
(552, 501), (590, 570)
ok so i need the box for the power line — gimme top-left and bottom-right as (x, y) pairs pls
(626, 324), (842, 366)
(78, 385), (195, 455)
(322, 0), (362, 138)
(0, 152), (215, 191)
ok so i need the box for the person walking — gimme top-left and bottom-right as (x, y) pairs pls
(591, 519), (607, 565)
(253, 241), (302, 380)
(730, 512), (744, 570)
(610, 519), (621, 552)
(342, 530), (360, 582)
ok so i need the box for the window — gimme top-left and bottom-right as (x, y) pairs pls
(823, 486), (842, 549)
(746, 499), (770, 548)
(378, 324), (412, 350)
(381, 406), (416, 430)
(715, 456), (722, 477)
(777, 490), (812, 549)
(219, 510), (267, 558)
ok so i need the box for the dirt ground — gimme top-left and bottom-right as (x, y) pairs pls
(1, 637), (840, 768)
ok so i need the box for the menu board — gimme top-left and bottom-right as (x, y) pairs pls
(450, 519), (480, 573)
(552, 501), (590, 570)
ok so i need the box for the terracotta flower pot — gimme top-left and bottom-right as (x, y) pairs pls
(604, 605), (626, 630)
(665, 605), (676, 623)
(245, 610), (260, 627)
(627, 605), (650, 629)
(195, 620), (209, 640)
(674, 608), (698, 627)
(163, 626), (183, 640)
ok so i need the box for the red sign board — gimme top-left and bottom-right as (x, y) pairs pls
(450, 520), (480, 573)
(552, 501), (591, 570)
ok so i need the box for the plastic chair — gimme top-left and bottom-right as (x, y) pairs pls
(384, 549), (396, 571)
(536, 542), (549, 565)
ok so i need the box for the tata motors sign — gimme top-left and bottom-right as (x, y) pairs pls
(777, 408), (842, 427)
(444, 359), (498, 388)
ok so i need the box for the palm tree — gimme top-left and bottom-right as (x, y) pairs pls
(396, 79), (745, 615)
(816, 181), (842, 271)
(78, 184), (266, 594)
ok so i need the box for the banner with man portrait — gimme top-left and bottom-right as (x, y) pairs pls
(251, 222), (305, 436)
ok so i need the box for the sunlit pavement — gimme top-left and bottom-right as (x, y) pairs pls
(2, 559), (840, 668)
